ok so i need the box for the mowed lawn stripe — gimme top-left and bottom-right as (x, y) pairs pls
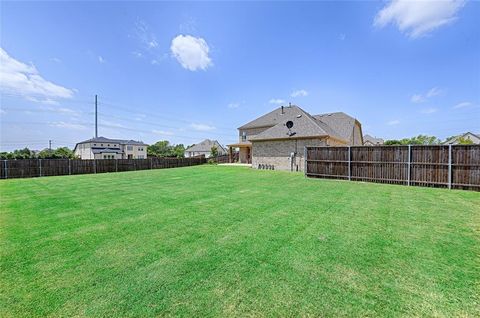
(1, 165), (479, 317)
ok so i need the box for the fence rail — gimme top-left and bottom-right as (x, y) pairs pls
(0, 157), (206, 180)
(305, 145), (480, 191)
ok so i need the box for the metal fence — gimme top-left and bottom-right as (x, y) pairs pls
(0, 156), (206, 179)
(305, 145), (480, 191)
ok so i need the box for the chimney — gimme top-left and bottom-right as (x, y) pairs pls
(281, 105), (284, 114)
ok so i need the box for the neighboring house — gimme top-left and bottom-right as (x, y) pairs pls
(363, 134), (384, 146)
(228, 104), (363, 171)
(442, 132), (480, 145)
(185, 139), (227, 158)
(74, 137), (148, 159)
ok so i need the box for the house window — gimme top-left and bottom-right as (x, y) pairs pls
(104, 155), (107, 159)
(101, 144), (103, 146)
(242, 132), (247, 141)
(127, 146), (133, 151)
(94, 143), (97, 146)
(138, 155), (144, 159)
(108, 144), (110, 147)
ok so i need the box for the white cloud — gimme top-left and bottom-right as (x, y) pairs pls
(410, 94), (425, 103)
(170, 35), (212, 71)
(100, 120), (126, 129)
(49, 121), (87, 130)
(0, 48), (75, 103)
(132, 51), (143, 58)
(291, 89), (308, 97)
(387, 120), (400, 126)
(426, 87), (442, 97)
(0, 109), (6, 115)
(190, 123), (215, 131)
(148, 39), (158, 49)
(50, 57), (62, 63)
(98, 56), (105, 63)
(134, 19), (159, 51)
(269, 98), (286, 105)
(228, 102), (240, 109)
(152, 129), (174, 136)
(421, 107), (438, 114)
(374, 0), (466, 38)
(339, 33), (346, 40)
(411, 87), (443, 103)
(453, 101), (472, 109)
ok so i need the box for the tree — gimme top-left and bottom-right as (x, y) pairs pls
(210, 145), (218, 158)
(147, 141), (185, 157)
(147, 140), (173, 157)
(172, 144), (185, 158)
(53, 147), (75, 158)
(384, 135), (440, 145)
(457, 136), (474, 145)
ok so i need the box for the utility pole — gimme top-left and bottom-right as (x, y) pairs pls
(49, 140), (52, 152)
(95, 94), (98, 138)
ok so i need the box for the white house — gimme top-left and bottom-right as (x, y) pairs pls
(74, 137), (148, 159)
(185, 139), (226, 158)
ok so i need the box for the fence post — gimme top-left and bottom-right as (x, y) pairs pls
(115, 159), (118, 172)
(304, 146), (307, 177)
(150, 158), (153, 169)
(4, 160), (7, 179)
(134, 159), (136, 171)
(407, 145), (411, 186)
(68, 159), (71, 175)
(94, 159), (97, 174)
(348, 146), (351, 181)
(39, 159), (42, 177)
(448, 144), (452, 189)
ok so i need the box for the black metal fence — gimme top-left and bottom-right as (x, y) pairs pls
(0, 157), (206, 179)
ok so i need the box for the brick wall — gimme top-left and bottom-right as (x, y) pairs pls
(252, 138), (327, 171)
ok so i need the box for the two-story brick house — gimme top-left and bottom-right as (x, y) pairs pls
(228, 105), (363, 171)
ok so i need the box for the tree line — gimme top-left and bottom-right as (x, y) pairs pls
(0, 140), (190, 160)
(384, 134), (473, 145)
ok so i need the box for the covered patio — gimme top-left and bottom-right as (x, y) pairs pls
(227, 141), (252, 164)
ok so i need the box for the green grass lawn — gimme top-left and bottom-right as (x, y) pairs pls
(1, 165), (479, 317)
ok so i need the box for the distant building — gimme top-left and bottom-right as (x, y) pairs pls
(185, 139), (227, 158)
(363, 134), (384, 146)
(74, 137), (148, 159)
(442, 132), (480, 145)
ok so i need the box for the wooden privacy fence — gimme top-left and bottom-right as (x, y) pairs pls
(0, 156), (206, 179)
(305, 145), (480, 191)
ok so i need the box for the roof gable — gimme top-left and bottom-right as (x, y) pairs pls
(185, 139), (226, 152)
(239, 105), (306, 129)
(250, 109), (330, 141)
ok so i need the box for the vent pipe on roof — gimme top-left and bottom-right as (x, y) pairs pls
(281, 106), (284, 114)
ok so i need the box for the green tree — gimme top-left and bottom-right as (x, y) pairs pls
(53, 147), (75, 159)
(172, 144), (185, 158)
(12, 148), (35, 159)
(210, 145), (218, 157)
(457, 136), (474, 145)
(385, 135), (440, 145)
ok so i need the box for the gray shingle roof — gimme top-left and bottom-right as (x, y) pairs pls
(250, 106), (331, 141)
(363, 134), (384, 145)
(77, 136), (148, 146)
(243, 105), (360, 143)
(312, 112), (357, 143)
(185, 139), (226, 153)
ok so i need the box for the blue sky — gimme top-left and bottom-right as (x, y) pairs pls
(1, 0), (479, 151)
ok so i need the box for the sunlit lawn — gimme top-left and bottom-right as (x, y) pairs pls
(1, 165), (479, 317)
